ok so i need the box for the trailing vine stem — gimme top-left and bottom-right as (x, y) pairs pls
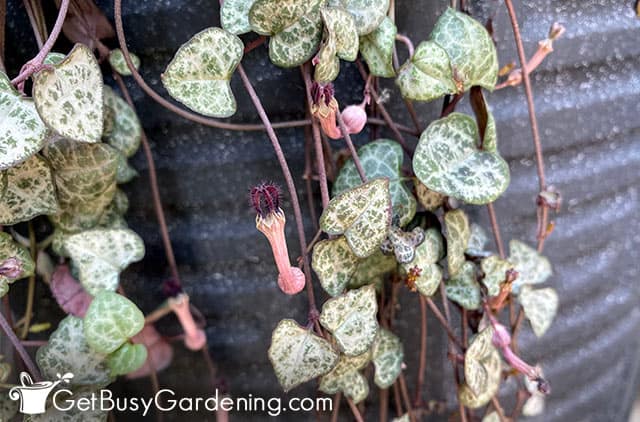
(0, 310), (40, 381)
(19, 221), (37, 339)
(336, 110), (368, 183)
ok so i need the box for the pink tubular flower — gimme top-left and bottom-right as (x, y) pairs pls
(251, 183), (305, 295)
(169, 293), (206, 351)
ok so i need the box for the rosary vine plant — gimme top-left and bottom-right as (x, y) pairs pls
(0, 0), (567, 420)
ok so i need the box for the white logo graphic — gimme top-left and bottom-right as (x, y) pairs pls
(9, 372), (73, 415)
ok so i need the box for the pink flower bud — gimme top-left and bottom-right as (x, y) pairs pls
(341, 104), (367, 135)
(169, 294), (206, 351)
(0, 257), (23, 279)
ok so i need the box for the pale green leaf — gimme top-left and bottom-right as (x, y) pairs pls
(42, 52), (66, 65)
(314, 32), (340, 83)
(84, 291), (145, 354)
(371, 328), (403, 388)
(108, 49), (140, 76)
(482, 412), (500, 422)
(319, 352), (370, 403)
(102, 85), (141, 157)
(445, 261), (480, 310)
(0, 155), (58, 225)
(466, 223), (490, 256)
(522, 368), (546, 416)
(33, 44), (103, 142)
(415, 181), (445, 211)
(333, 140), (415, 227)
(481, 255), (512, 296)
(98, 189), (129, 229)
(322, 7), (359, 61)
(115, 152), (138, 184)
(359, 16), (396, 77)
(396, 41), (457, 101)
(268, 319), (339, 392)
(401, 228), (443, 297)
(107, 343), (147, 376)
(64, 228), (145, 296)
(460, 327), (501, 408)
(44, 139), (118, 232)
(413, 113), (510, 204)
(0, 72), (47, 169)
(161, 27), (243, 117)
(348, 250), (396, 289)
(321, 178), (391, 258)
(320, 285), (378, 356)
(444, 209), (470, 276)
(519, 286), (558, 337)
(312, 236), (359, 297)
(0, 232), (35, 297)
(509, 240), (552, 293)
(36, 316), (112, 387)
(328, 0), (389, 35)
(382, 226), (424, 264)
(221, 0), (257, 34)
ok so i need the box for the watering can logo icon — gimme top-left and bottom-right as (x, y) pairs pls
(9, 372), (73, 415)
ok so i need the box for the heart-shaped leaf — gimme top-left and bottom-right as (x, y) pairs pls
(0, 72), (47, 169)
(107, 343), (148, 376)
(221, 0), (257, 35)
(64, 228), (144, 296)
(0, 155), (58, 225)
(481, 255), (513, 296)
(268, 319), (339, 392)
(127, 325), (174, 379)
(84, 291), (145, 354)
(371, 328), (403, 388)
(162, 27), (243, 118)
(312, 236), (359, 297)
(44, 139), (118, 232)
(445, 261), (481, 310)
(0, 232), (35, 297)
(396, 41), (457, 101)
(50, 265), (93, 317)
(320, 285), (378, 356)
(250, 0), (324, 67)
(413, 113), (510, 204)
(460, 327), (501, 408)
(466, 223), (490, 257)
(445, 209), (470, 276)
(319, 352), (370, 403)
(430, 8), (498, 91)
(519, 286), (558, 337)
(33, 44), (103, 142)
(328, 0), (389, 35)
(415, 181), (445, 211)
(401, 228), (443, 297)
(115, 152), (138, 184)
(102, 86), (141, 158)
(509, 240), (552, 293)
(359, 16), (396, 77)
(348, 250), (396, 289)
(334, 140), (415, 227)
(36, 315), (112, 387)
(381, 226), (425, 264)
(314, 32), (340, 83)
(321, 178), (391, 258)
(314, 7), (359, 82)
(108, 49), (140, 76)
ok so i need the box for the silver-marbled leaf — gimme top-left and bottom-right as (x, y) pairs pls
(0, 232), (35, 297)
(413, 113), (510, 204)
(385, 226), (424, 264)
(103, 85), (141, 158)
(268, 319), (339, 392)
(312, 236), (359, 297)
(401, 228), (443, 297)
(519, 286), (558, 337)
(444, 209), (470, 276)
(221, 0), (257, 35)
(371, 328), (403, 388)
(509, 240), (552, 293)
(328, 0), (389, 35)
(348, 250), (396, 290)
(320, 285), (378, 355)
(319, 352), (370, 403)
(481, 255), (513, 296)
(33, 44), (103, 142)
(161, 27), (243, 118)
(396, 40), (457, 101)
(445, 261), (481, 310)
(115, 152), (138, 184)
(359, 16), (396, 77)
(460, 327), (501, 408)
(107, 343), (147, 376)
(108, 49), (140, 76)
(467, 222), (490, 257)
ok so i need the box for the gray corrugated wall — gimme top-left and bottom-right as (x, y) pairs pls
(5, 0), (640, 420)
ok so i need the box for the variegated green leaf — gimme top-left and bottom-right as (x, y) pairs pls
(322, 7), (359, 61)
(444, 209), (470, 276)
(333, 140), (415, 227)
(321, 178), (391, 258)
(401, 228), (443, 297)
(413, 113), (510, 204)
(108, 49), (140, 76)
(467, 223), (490, 257)
(460, 327), (501, 408)
(312, 236), (359, 297)
(107, 343), (147, 376)
(328, 0), (389, 35)
(509, 240), (552, 293)
(314, 33), (340, 83)
(396, 41), (457, 101)
(482, 411), (500, 422)
(430, 8), (498, 91)
(221, 0), (257, 34)
(44, 139), (118, 232)
(33, 44), (103, 142)
(0, 72), (47, 169)
(348, 250), (396, 289)
(519, 286), (558, 337)
(320, 285), (378, 355)
(415, 181), (446, 211)
(36, 315), (112, 387)
(64, 228), (144, 296)
(0, 232), (35, 297)
(268, 319), (339, 392)
(481, 255), (512, 296)
(42, 52), (66, 65)
(445, 261), (480, 310)
(319, 352), (370, 403)
(115, 152), (138, 184)
(382, 226), (424, 264)
(103, 85), (141, 158)
(250, 0), (324, 67)
(0, 155), (57, 225)
(359, 16), (396, 77)
(161, 27), (243, 118)
(84, 291), (145, 354)
(371, 328), (403, 388)
(98, 189), (129, 229)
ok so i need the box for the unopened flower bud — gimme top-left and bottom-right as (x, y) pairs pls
(0, 257), (22, 279)
(341, 104), (367, 135)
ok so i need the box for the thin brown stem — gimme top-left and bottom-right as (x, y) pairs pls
(336, 110), (367, 183)
(487, 203), (506, 259)
(23, 0), (47, 49)
(20, 222), (37, 339)
(490, 396), (508, 422)
(424, 298), (463, 350)
(346, 397), (365, 422)
(414, 296), (427, 406)
(398, 373), (416, 422)
(392, 382), (403, 417)
(330, 392), (341, 422)
(379, 388), (388, 422)
(0, 311), (40, 380)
